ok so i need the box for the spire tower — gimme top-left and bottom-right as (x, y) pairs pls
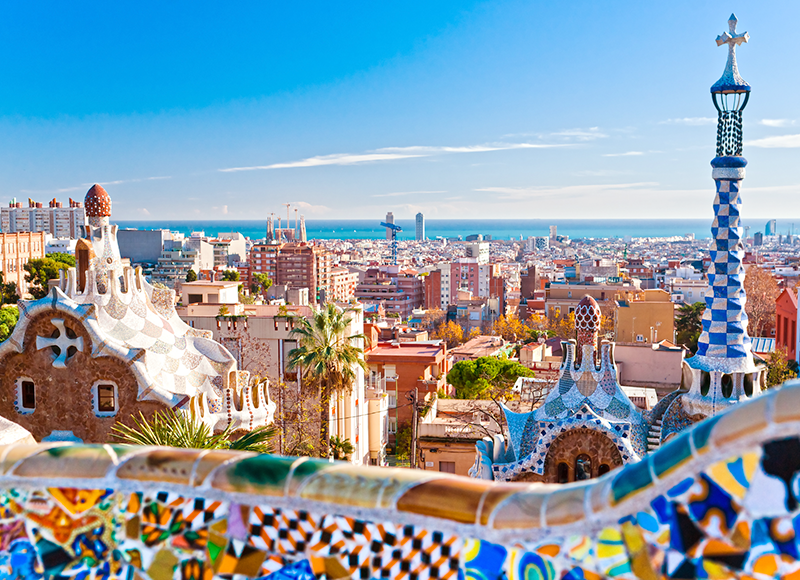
(682, 14), (765, 418)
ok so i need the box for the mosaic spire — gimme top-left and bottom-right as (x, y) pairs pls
(691, 14), (755, 374)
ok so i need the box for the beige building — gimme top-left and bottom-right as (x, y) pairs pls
(615, 289), (675, 344)
(546, 282), (640, 317)
(450, 335), (510, 363)
(177, 299), (379, 466)
(614, 341), (685, 398)
(0, 232), (47, 296)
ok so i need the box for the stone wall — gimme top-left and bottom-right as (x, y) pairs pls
(0, 311), (163, 442)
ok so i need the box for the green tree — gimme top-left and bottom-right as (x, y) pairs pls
(446, 356), (534, 400)
(222, 269), (240, 282)
(287, 303), (368, 457)
(766, 347), (798, 388)
(0, 306), (19, 343)
(185, 269), (198, 282)
(0, 272), (17, 305)
(329, 435), (355, 460)
(395, 422), (412, 462)
(23, 254), (76, 299)
(252, 273), (273, 296)
(112, 409), (277, 453)
(676, 302), (706, 353)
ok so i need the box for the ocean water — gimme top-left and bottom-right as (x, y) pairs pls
(114, 218), (800, 241)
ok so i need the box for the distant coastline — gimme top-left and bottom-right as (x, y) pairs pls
(114, 218), (800, 241)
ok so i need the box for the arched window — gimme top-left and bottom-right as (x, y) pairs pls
(575, 454), (592, 481)
(721, 374), (733, 398)
(557, 462), (569, 484)
(700, 371), (711, 396)
(744, 373), (754, 397)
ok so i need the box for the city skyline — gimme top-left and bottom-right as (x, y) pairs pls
(1, 2), (800, 221)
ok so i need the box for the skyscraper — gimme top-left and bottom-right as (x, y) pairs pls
(549, 225), (557, 240)
(765, 219), (777, 236)
(385, 212), (394, 240)
(415, 212), (425, 241)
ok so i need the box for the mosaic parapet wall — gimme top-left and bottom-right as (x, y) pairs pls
(2, 381), (800, 579)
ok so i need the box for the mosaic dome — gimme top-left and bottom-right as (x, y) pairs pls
(84, 184), (111, 217)
(575, 295), (601, 334)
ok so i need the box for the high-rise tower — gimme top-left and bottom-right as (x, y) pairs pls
(681, 14), (766, 420)
(415, 212), (425, 241)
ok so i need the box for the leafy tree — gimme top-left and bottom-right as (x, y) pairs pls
(395, 422), (412, 462)
(766, 347), (798, 388)
(185, 269), (198, 282)
(0, 306), (19, 343)
(0, 272), (17, 305)
(492, 314), (529, 342)
(112, 409), (276, 453)
(446, 356), (534, 400)
(329, 435), (355, 460)
(47, 252), (76, 267)
(421, 308), (445, 332)
(547, 310), (575, 340)
(251, 273), (273, 296)
(222, 269), (240, 282)
(287, 303), (368, 457)
(24, 254), (75, 299)
(676, 302), (706, 353)
(434, 320), (464, 348)
(744, 266), (779, 337)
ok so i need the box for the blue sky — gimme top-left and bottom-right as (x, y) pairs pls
(0, 1), (798, 221)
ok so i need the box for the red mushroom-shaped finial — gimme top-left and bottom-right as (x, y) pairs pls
(84, 184), (111, 217)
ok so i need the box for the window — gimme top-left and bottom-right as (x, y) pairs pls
(93, 381), (118, 417)
(439, 461), (456, 473)
(557, 462), (569, 483)
(388, 418), (397, 433)
(16, 378), (35, 414)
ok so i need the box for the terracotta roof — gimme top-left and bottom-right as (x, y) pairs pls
(84, 184), (111, 217)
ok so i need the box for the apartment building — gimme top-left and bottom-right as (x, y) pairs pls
(249, 242), (332, 304)
(364, 336), (448, 447)
(1, 198), (85, 238)
(0, 232), (47, 295)
(354, 265), (424, 319)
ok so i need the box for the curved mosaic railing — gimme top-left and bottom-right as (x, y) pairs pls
(2, 380), (800, 579)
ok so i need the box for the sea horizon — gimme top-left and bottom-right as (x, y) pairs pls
(114, 218), (800, 242)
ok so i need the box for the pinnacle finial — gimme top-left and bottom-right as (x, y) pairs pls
(711, 14), (750, 94)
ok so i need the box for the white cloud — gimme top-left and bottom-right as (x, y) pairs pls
(476, 182), (660, 200)
(138, 208), (151, 216)
(221, 205), (228, 215)
(19, 175), (172, 196)
(221, 152), (423, 172)
(372, 190), (446, 198)
(292, 201), (331, 215)
(659, 117), (716, 126)
(748, 134), (800, 148)
(760, 119), (795, 127)
(602, 151), (644, 157)
(219, 141), (565, 172)
(576, 169), (633, 177)
(546, 127), (607, 141)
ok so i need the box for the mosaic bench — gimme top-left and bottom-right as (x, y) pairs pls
(2, 379), (800, 580)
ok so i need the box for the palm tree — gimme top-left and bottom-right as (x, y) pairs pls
(329, 435), (355, 461)
(287, 303), (368, 457)
(112, 409), (277, 453)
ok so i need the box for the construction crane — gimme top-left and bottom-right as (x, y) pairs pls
(380, 221), (403, 265)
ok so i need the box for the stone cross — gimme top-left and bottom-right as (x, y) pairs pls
(716, 14), (749, 60)
(36, 318), (84, 368)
